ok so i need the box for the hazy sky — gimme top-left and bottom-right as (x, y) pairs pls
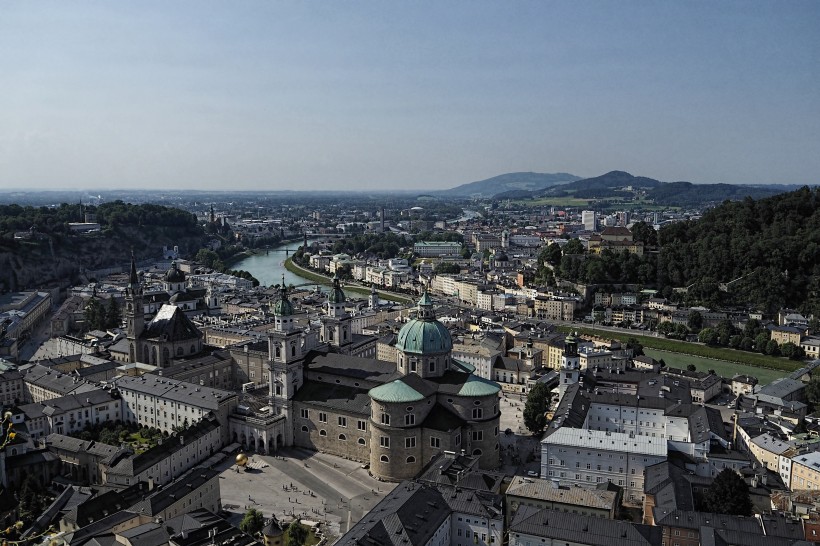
(1, 2), (818, 191)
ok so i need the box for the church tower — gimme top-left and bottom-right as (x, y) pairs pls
(368, 286), (379, 311)
(124, 252), (144, 363)
(557, 332), (580, 404)
(268, 282), (304, 446)
(320, 276), (352, 350)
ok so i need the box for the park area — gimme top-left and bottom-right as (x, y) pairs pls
(643, 348), (788, 385)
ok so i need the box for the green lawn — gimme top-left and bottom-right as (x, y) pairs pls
(643, 349), (787, 386)
(556, 326), (799, 372)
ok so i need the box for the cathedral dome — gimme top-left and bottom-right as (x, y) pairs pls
(396, 291), (452, 355)
(164, 262), (186, 283)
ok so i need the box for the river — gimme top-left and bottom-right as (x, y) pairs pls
(232, 239), (319, 288)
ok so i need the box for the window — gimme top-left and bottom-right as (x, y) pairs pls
(380, 455), (389, 462)
(339, 434), (346, 441)
(405, 437), (416, 448)
(357, 420), (367, 431)
(404, 414), (415, 425)
(300, 409), (309, 419)
(358, 438), (366, 445)
(338, 416), (347, 427)
(472, 408), (483, 419)
(301, 425), (308, 432)
(406, 456), (416, 463)
(430, 437), (440, 448)
(429, 361), (435, 372)
(380, 436), (390, 448)
(319, 429), (327, 436)
(318, 412), (327, 423)
(472, 431), (483, 442)
(381, 413), (390, 425)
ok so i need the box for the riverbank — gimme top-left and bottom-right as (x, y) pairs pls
(284, 258), (413, 305)
(556, 325), (801, 375)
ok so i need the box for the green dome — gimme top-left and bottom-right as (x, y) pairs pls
(328, 276), (346, 304)
(457, 374), (501, 397)
(273, 285), (294, 316)
(369, 379), (426, 403)
(396, 290), (452, 354)
(396, 318), (452, 354)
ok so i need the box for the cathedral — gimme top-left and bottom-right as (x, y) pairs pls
(112, 258), (502, 481)
(259, 277), (502, 480)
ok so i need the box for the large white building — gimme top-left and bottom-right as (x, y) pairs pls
(582, 210), (597, 232)
(112, 374), (238, 443)
(540, 427), (666, 503)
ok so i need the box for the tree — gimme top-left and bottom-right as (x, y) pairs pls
(543, 243), (563, 267)
(765, 339), (780, 356)
(562, 238), (584, 255)
(625, 337), (644, 357)
(781, 342), (805, 360)
(286, 519), (308, 546)
(698, 328), (719, 346)
(106, 297), (121, 329)
(702, 469), (752, 516)
(755, 332), (770, 353)
(807, 378), (820, 410)
(686, 364), (697, 372)
(687, 311), (703, 332)
(523, 383), (550, 434)
(435, 262), (461, 275)
(239, 508), (265, 536)
(84, 298), (105, 331)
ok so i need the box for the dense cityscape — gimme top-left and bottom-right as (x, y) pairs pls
(3, 2), (819, 546)
(0, 178), (818, 546)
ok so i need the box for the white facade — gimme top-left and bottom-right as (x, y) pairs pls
(582, 210), (597, 232)
(540, 428), (666, 503)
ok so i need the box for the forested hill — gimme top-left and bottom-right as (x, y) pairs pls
(548, 187), (819, 316)
(657, 187), (820, 315)
(0, 201), (205, 291)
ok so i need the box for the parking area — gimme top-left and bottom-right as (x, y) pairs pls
(217, 447), (396, 541)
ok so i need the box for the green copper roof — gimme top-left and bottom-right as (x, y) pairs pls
(328, 276), (346, 304)
(457, 374), (501, 397)
(369, 379), (426, 403)
(396, 319), (452, 354)
(418, 291), (433, 307)
(274, 286), (294, 316)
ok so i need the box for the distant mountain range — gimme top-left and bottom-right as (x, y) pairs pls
(436, 172), (582, 198)
(444, 170), (798, 206)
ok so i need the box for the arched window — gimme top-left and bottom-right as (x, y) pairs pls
(339, 434), (346, 441)
(291, 345), (296, 357)
(406, 456), (416, 463)
(319, 430), (327, 436)
(380, 455), (389, 463)
(358, 438), (366, 445)
(301, 426), (308, 432)
(473, 449), (482, 456)
(190, 345), (196, 354)
(177, 347), (183, 356)
(275, 345), (281, 358)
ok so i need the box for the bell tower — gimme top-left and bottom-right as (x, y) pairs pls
(124, 252), (144, 363)
(558, 332), (580, 404)
(268, 282), (304, 446)
(321, 276), (352, 350)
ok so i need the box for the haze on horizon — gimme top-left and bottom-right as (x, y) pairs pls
(1, 1), (818, 192)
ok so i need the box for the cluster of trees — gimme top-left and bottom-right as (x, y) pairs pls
(329, 232), (411, 259)
(17, 475), (50, 526)
(239, 510), (308, 545)
(548, 187), (820, 317)
(195, 248), (260, 287)
(692, 318), (806, 359)
(657, 187), (820, 316)
(83, 297), (121, 331)
(523, 383), (551, 434)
